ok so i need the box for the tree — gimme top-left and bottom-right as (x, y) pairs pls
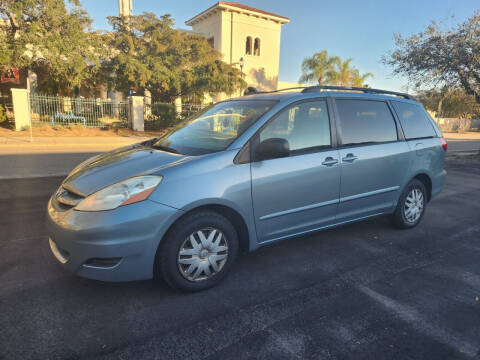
(105, 13), (245, 102)
(384, 12), (480, 103)
(350, 69), (374, 87)
(299, 50), (373, 87)
(299, 50), (338, 85)
(417, 88), (480, 118)
(0, 0), (105, 95)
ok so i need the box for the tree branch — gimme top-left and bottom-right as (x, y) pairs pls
(0, 6), (18, 39)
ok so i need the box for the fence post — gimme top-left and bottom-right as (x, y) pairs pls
(174, 96), (182, 118)
(11, 88), (32, 132)
(129, 95), (144, 131)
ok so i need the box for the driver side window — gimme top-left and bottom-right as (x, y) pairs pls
(259, 100), (331, 155)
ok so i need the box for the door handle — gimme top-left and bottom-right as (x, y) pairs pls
(342, 153), (358, 163)
(321, 157), (338, 166)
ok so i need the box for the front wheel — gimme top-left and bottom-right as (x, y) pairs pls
(390, 179), (427, 229)
(156, 211), (239, 292)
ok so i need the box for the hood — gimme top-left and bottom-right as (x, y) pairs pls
(62, 142), (188, 196)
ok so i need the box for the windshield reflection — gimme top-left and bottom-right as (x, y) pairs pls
(153, 100), (276, 155)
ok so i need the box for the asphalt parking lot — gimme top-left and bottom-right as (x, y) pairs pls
(1, 155), (480, 360)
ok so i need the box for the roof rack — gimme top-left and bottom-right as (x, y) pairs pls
(249, 85), (415, 100)
(301, 85), (415, 100)
(247, 87), (307, 95)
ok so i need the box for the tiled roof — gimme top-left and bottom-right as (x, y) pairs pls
(219, 2), (289, 20)
(185, 2), (290, 25)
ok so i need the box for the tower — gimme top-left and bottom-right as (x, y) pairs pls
(118, 0), (132, 17)
(185, 2), (290, 93)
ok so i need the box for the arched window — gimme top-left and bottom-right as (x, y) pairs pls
(254, 38), (261, 56)
(245, 36), (252, 55)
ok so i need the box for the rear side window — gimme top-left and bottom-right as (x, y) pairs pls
(335, 100), (398, 146)
(391, 101), (437, 139)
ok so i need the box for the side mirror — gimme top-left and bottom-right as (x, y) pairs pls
(255, 138), (290, 161)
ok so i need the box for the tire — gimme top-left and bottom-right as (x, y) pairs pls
(390, 179), (427, 229)
(156, 210), (239, 292)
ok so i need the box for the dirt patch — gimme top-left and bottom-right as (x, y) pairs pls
(0, 125), (169, 138)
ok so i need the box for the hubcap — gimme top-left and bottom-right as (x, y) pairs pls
(404, 188), (424, 223)
(177, 228), (229, 282)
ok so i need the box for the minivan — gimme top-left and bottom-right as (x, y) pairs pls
(47, 86), (447, 292)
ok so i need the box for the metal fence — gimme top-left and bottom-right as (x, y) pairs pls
(30, 95), (131, 128)
(181, 103), (205, 119)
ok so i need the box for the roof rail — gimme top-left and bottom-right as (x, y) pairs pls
(248, 87), (308, 95)
(247, 85), (415, 100)
(301, 85), (415, 100)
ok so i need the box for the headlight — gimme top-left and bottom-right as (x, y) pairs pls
(75, 175), (162, 212)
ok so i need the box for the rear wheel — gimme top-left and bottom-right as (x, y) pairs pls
(390, 179), (427, 229)
(156, 211), (238, 292)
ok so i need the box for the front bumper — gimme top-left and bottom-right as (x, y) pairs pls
(46, 196), (180, 281)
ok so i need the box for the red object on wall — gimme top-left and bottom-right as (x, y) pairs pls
(1, 68), (20, 84)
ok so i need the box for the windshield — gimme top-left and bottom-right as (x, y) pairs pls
(153, 100), (276, 155)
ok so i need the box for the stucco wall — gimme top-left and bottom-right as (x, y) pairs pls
(221, 11), (282, 91)
(191, 12), (222, 52)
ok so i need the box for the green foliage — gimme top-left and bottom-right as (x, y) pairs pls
(0, 0), (106, 95)
(105, 13), (246, 102)
(145, 102), (176, 130)
(299, 50), (373, 87)
(384, 12), (480, 103)
(0, 104), (7, 124)
(299, 50), (338, 85)
(417, 88), (480, 118)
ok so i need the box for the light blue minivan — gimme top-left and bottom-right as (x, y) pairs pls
(47, 86), (447, 292)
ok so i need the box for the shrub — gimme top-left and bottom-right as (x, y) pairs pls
(146, 103), (176, 130)
(0, 105), (6, 124)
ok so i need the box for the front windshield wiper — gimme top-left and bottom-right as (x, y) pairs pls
(151, 144), (180, 154)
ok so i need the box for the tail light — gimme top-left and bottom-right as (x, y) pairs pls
(440, 137), (447, 152)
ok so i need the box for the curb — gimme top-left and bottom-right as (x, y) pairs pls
(446, 150), (480, 158)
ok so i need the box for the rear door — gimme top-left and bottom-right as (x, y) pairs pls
(390, 100), (440, 157)
(251, 99), (341, 243)
(390, 100), (445, 195)
(334, 98), (411, 222)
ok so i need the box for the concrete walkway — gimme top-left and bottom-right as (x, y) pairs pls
(0, 136), (150, 179)
(0, 136), (150, 154)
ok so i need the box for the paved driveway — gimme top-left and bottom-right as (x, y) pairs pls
(1, 156), (480, 359)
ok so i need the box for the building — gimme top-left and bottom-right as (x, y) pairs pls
(185, 2), (290, 96)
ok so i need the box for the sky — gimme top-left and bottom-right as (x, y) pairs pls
(79, 0), (479, 92)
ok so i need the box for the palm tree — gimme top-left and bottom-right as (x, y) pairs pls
(330, 58), (356, 86)
(350, 69), (374, 87)
(299, 50), (374, 87)
(329, 58), (373, 87)
(299, 50), (338, 85)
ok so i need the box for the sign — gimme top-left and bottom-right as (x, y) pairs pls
(1, 68), (20, 84)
